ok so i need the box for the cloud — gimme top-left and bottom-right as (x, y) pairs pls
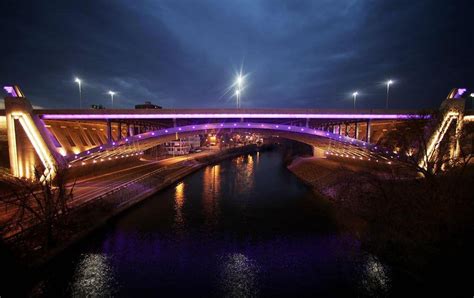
(0, 0), (472, 110)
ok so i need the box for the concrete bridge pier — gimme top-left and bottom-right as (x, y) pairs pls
(106, 120), (112, 142)
(355, 122), (359, 140)
(366, 120), (371, 142)
(117, 122), (122, 140)
(313, 146), (326, 158)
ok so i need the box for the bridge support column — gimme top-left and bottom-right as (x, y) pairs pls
(366, 120), (371, 142)
(106, 120), (112, 142)
(173, 118), (177, 127)
(117, 122), (122, 140)
(313, 146), (326, 158)
(305, 118), (309, 128)
(128, 124), (134, 136)
(355, 122), (359, 139)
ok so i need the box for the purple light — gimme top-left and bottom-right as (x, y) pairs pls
(41, 113), (429, 120)
(4, 86), (18, 97)
(66, 121), (387, 162)
(457, 88), (467, 97)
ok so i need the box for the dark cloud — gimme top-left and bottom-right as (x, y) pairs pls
(0, 0), (472, 109)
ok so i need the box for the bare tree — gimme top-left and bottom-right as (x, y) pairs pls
(377, 110), (473, 178)
(0, 166), (75, 248)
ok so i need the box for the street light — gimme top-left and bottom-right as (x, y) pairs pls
(74, 77), (82, 109)
(108, 91), (116, 108)
(352, 91), (358, 110)
(236, 75), (243, 88)
(386, 80), (393, 109)
(235, 89), (241, 108)
(234, 74), (244, 108)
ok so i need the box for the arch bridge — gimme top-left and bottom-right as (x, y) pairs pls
(1, 87), (472, 179)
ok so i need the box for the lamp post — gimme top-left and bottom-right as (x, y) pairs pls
(108, 91), (116, 108)
(235, 75), (243, 108)
(352, 91), (358, 110)
(235, 89), (241, 109)
(74, 77), (82, 108)
(386, 80), (393, 109)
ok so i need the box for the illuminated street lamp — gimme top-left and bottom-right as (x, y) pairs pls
(108, 90), (116, 108)
(235, 89), (241, 108)
(74, 77), (82, 108)
(386, 80), (393, 109)
(352, 91), (358, 110)
(234, 74), (244, 108)
(236, 75), (243, 89)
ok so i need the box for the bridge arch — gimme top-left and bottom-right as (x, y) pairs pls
(68, 121), (393, 166)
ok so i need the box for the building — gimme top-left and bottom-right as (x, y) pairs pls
(165, 135), (201, 155)
(134, 101), (162, 109)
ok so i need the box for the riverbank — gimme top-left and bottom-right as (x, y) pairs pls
(3, 144), (261, 269)
(287, 155), (474, 295)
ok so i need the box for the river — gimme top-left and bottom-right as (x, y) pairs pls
(30, 149), (395, 297)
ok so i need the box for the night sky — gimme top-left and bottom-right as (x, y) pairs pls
(0, 0), (473, 110)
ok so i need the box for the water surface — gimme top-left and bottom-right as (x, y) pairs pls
(32, 150), (392, 297)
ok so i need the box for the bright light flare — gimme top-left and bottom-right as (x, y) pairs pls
(74, 77), (81, 85)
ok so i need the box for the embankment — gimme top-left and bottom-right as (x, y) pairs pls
(6, 145), (260, 267)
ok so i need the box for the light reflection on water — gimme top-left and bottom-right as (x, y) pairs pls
(174, 182), (185, 228)
(203, 164), (221, 227)
(70, 253), (117, 297)
(32, 150), (399, 297)
(360, 255), (391, 296)
(220, 253), (260, 298)
(233, 154), (255, 196)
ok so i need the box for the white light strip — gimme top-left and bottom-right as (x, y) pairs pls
(419, 111), (458, 170)
(11, 112), (56, 180)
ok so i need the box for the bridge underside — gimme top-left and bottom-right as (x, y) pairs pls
(65, 121), (399, 167)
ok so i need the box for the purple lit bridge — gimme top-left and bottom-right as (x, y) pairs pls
(1, 87), (472, 179)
